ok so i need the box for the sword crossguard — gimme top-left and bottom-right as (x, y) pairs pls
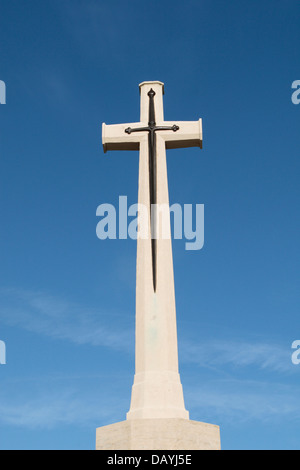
(125, 124), (180, 135)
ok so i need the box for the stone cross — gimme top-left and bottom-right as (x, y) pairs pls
(102, 81), (202, 420)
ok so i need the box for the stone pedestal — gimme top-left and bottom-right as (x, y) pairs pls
(96, 418), (221, 450)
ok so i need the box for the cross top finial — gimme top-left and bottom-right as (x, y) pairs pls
(139, 81), (165, 95)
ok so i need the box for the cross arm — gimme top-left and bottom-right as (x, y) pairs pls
(102, 122), (147, 153)
(157, 119), (203, 150)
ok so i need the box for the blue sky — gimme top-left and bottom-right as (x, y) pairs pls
(0, 0), (299, 450)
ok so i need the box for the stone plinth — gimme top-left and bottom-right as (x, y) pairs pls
(96, 418), (221, 450)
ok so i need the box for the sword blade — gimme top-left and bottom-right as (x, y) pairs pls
(149, 129), (157, 292)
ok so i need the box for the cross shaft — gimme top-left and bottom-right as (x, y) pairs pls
(102, 81), (202, 421)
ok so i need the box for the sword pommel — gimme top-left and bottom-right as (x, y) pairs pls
(148, 88), (156, 98)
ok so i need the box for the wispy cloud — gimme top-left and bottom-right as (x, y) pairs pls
(0, 385), (126, 429)
(0, 287), (294, 375)
(0, 287), (133, 352)
(0, 375), (298, 430)
(0, 286), (297, 432)
(185, 378), (300, 424)
(180, 338), (293, 373)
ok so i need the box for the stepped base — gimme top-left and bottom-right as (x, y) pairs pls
(96, 418), (221, 450)
(126, 371), (189, 420)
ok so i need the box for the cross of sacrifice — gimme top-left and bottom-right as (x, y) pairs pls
(102, 81), (202, 420)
